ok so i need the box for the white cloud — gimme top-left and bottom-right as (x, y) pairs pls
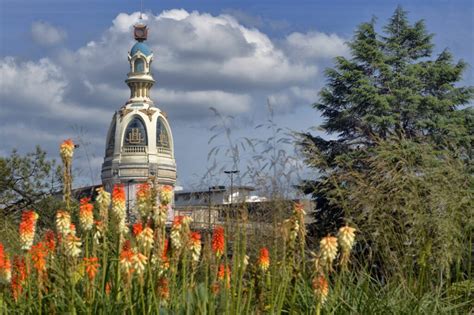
(155, 89), (252, 116)
(284, 31), (349, 60)
(31, 21), (67, 46)
(2, 9), (348, 186)
(0, 56), (110, 123)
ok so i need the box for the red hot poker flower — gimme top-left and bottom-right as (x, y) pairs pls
(217, 264), (231, 288)
(83, 257), (100, 280)
(258, 247), (270, 272)
(79, 197), (94, 231)
(132, 222), (144, 237)
(11, 256), (27, 301)
(212, 226), (225, 258)
(43, 230), (56, 253)
(30, 242), (47, 274)
(136, 183), (150, 199)
(112, 184), (126, 202)
(19, 210), (39, 250)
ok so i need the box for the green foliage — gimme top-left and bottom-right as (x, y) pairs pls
(0, 147), (62, 226)
(300, 6), (473, 282)
(316, 7), (472, 147)
(322, 139), (472, 279)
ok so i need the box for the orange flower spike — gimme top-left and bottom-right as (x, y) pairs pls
(159, 185), (173, 206)
(0, 243), (12, 283)
(119, 240), (135, 275)
(11, 256), (27, 301)
(60, 139), (75, 161)
(258, 247), (270, 272)
(158, 277), (170, 300)
(217, 263), (226, 280)
(312, 275), (329, 305)
(160, 238), (170, 269)
(217, 264), (231, 288)
(19, 210), (39, 250)
(170, 216), (185, 249)
(111, 184), (127, 234)
(189, 231), (202, 263)
(79, 197), (94, 231)
(43, 230), (56, 253)
(162, 238), (169, 259)
(105, 282), (112, 296)
(112, 184), (126, 202)
(136, 183), (150, 199)
(0, 243), (4, 269)
(83, 257), (100, 280)
(212, 226), (225, 258)
(172, 215), (184, 227)
(2, 257), (11, 283)
(30, 242), (47, 274)
(133, 222), (144, 237)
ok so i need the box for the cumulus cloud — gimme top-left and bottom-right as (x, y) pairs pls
(284, 31), (349, 60)
(1, 9), (348, 186)
(31, 21), (67, 46)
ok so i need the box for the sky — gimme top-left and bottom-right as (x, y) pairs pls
(0, 0), (473, 190)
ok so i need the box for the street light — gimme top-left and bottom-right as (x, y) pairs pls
(126, 179), (134, 218)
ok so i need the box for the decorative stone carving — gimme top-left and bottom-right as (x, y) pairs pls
(119, 108), (133, 121)
(139, 108), (156, 121)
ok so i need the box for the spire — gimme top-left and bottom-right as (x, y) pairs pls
(126, 19), (154, 105)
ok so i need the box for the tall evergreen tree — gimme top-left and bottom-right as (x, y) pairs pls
(301, 7), (473, 239)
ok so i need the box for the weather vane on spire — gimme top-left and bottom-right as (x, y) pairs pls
(134, 0), (147, 42)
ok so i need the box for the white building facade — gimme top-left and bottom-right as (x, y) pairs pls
(101, 21), (177, 209)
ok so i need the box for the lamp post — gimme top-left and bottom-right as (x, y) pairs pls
(126, 179), (134, 218)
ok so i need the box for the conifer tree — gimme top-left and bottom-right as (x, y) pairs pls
(301, 7), (473, 239)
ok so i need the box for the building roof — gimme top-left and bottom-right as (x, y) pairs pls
(131, 42), (152, 56)
(175, 186), (255, 195)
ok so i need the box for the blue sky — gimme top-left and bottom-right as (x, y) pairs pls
(1, 0), (473, 190)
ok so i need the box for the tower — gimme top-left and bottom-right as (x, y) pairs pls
(101, 21), (177, 208)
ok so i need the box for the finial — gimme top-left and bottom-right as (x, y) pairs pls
(140, 0), (143, 20)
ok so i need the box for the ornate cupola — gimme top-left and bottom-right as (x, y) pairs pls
(101, 20), (177, 207)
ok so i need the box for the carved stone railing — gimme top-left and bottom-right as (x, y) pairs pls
(123, 146), (146, 153)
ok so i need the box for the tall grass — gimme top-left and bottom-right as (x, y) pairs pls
(0, 139), (471, 314)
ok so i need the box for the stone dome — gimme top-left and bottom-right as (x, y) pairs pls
(131, 42), (152, 56)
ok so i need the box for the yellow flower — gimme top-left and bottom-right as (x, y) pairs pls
(96, 186), (111, 222)
(60, 139), (75, 162)
(79, 197), (94, 231)
(338, 225), (356, 252)
(320, 236), (338, 271)
(137, 227), (154, 251)
(19, 211), (39, 250)
(56, 210), (71, 236)
(133, 252), (148, 275)
(189, 232), (201, 264)
(159, 185), (173, 206)
(64, 234), (82, 258)
(338, 225), (356, 269)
